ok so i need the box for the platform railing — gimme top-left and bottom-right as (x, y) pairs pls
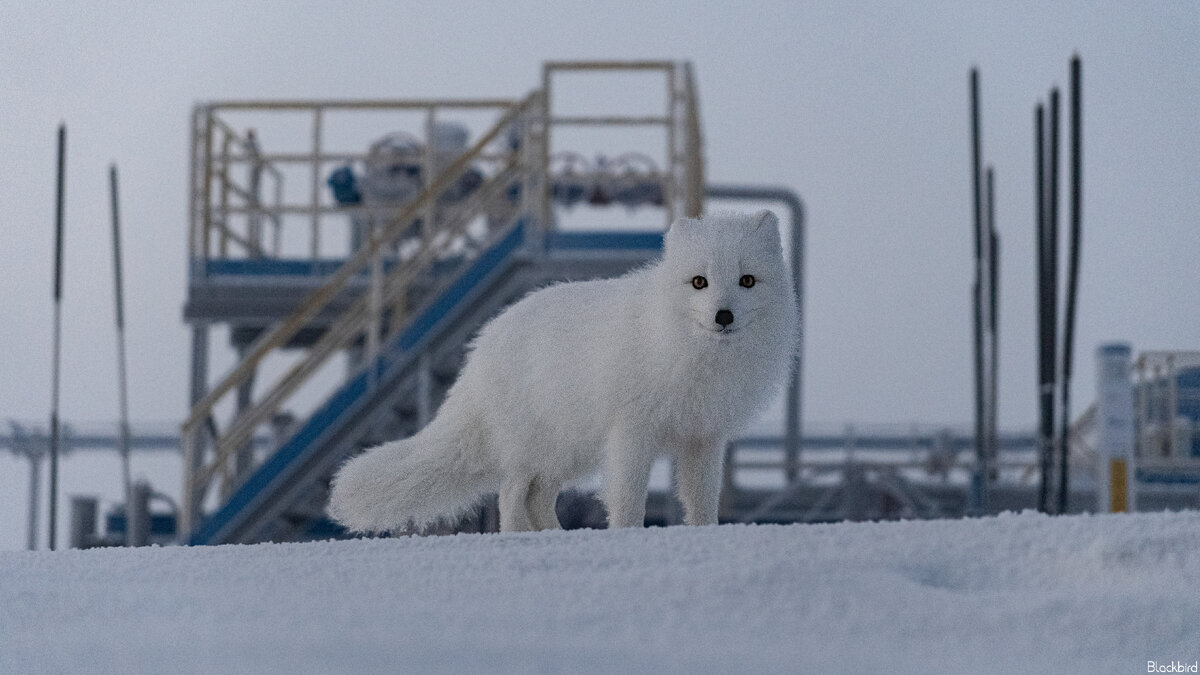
(1134, 350), (1200, 468)
(180, 93), (542, 536)
(191, 115), (286, 259)
(189, 97), (527, 264)
(539, 61), (704, 227)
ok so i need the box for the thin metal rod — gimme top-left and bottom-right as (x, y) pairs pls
(1035, 103), (1051, 513)
(549, 116), (671, 126)
(1046, 87), (1060, 512)
(110, 164), (134, 543)
(207, 98), (517, 112)
(27, 448), (41, 551)
(310, 108), (323, 259)
(49, 123), (66, 550)
(987, 167), (999, 486)
(1058, 56), (1083, 514)
(969, 68), (987, 513)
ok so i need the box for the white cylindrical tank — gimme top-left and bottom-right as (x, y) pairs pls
(1096, 343), (1136, 512)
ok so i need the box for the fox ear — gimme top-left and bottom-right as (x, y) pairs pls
(668, 216), (696, 231)
(752, 209), (779, 233)
(666, 216), (696, 243)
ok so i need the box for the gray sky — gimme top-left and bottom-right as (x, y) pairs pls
(2, 2), (1198, 548)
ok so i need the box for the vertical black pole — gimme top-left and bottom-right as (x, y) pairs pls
(111, 164), (134, 540)
(1035, 104), (1050, 513)
(987, 167), (999, 482)
(49, 123), (66, 551)
(969, 68), (987, 513)
(1058, 56), (1083, 514)
(1046, 88), (1060, 512)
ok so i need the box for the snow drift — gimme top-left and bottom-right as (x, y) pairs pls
(2, 511), (1198, 673)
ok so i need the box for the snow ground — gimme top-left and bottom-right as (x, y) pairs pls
(2, 511), (1198, 674)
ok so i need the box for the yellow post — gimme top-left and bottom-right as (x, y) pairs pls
(1109, 458), (1128, 512)
(1096, 343), (1135, 513)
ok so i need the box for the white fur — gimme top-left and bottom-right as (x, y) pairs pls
(328, 210), (799, 533)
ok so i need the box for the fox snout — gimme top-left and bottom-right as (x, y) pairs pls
(714, 309), (734, 327)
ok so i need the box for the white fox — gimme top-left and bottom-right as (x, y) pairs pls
(328, 210), (798, 533)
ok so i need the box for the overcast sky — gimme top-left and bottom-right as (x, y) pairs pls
(2, 2), (1197, 549)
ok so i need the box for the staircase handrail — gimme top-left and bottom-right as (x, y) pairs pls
(181, 93), (539, 531)
(192, 158), (523, 493)
(182, 93), (536, 432)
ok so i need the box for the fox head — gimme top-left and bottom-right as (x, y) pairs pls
(659, 210), (797, 345)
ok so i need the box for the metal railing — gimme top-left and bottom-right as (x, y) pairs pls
(189, 98), (529, 264)
(190, 112), (285, 260)
(180, 61), (706, 540)
(540, 61), (704, 227)
(1062, 350), (1200, 482)
(1134, 350), (1200, 467)
(181, 94), (544, 535)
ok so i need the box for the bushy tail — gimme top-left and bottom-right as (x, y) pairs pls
(327, 418), (489, 534)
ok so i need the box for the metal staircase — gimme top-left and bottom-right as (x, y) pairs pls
(180, 62), (704, 544)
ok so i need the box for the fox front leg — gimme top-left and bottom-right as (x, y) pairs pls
(601, 430), (656, 529)
(675, 440), (725, 526)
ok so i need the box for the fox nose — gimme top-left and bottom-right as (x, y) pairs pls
(714, 309), (734, 327)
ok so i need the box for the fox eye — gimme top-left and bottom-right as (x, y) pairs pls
(691, 275), (708, 289)
(740, 274), (756, 288)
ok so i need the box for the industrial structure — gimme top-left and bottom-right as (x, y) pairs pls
(9, 62), (1198, 549)
(179, 61), (719, 544)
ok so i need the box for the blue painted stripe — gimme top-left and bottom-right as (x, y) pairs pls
(205, 259), (352, 277)
(396, 224), (525, 352)
(545, 230), (662, 251)
(190, 222), (526, 545)
(199, 230), (659, 282)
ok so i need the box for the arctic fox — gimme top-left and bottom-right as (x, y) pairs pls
(328, 210), (798, 533)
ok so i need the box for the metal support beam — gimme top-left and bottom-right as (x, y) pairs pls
(234, 352), (256, 483)
(417, 353), (433, 428)
(26, 445), (42, 551)
(182, 321), (210, 539)
(49, 123), (67, 551)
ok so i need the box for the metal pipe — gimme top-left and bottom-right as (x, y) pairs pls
(987, 167), (1000, 491)
(665, 62), (677, 227)
(126, 481), (152, 547)
(26, 444), (41, 551)
(207, 98), (518, 112)
(201, 109), (214, 261)
(1047, 88), (1061, 511)
(549, 116), (671, 126)
(417, 354), (433, 428)
(540, 67), (554, 229)
(310, 107), (323, 259)
(69, 496), (97, 549)
(1058, 56), (1083, 513)
(704, 184), (805, 484)
(182, 321), (210, 540)
(543, 60), (676, 72)
(1035, 103), (1050, 513)
(110, 165), (134, 542)
(423, 107), (436, 245)
(49, 123), (66, 551)
(969, 69), (987, 514)
(187, 106), (200, 263)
